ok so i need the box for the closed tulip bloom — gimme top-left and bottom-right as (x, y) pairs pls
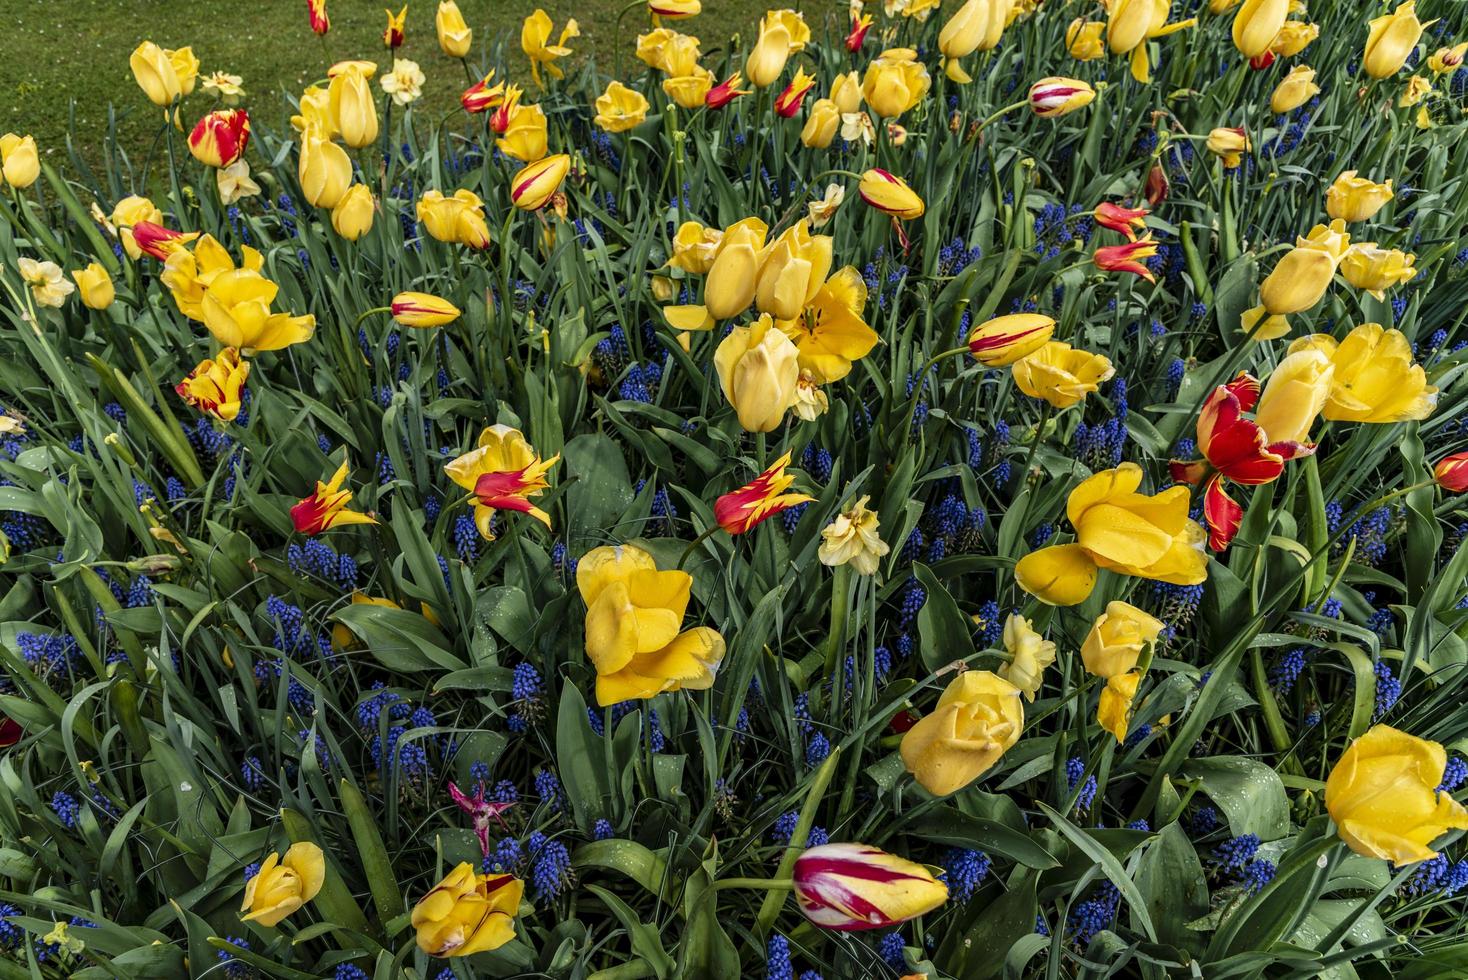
(1326, 171), (1394, 222)
(130, 42), (181, 106)
(635, 27), (693, 72)
(510, 154), (570, 211)
(131, 221), (200, 261)
(1012, 342), (1115, 408)
(999, 614), (1056, 701)
(461, 72), (506, 114)
(17, 258), (74, 309)
(714, 315), (801, 432)
(175, 347), (250, 421)
(1014, 543), (1097, 606)
(1098, 672), (1142, 743)
(330, 184), (375, 240)
(714, 451), (814, 533)
(436, 1), (473, 57)
(307, 0), (330, 35)
(110, 196), (163, 260)
(1206, 127), (1251, 168)
(1253, 348), (1334, 445)
(328, 63), (379, 148)
(703, 73), (749, 110)
(1340, 246), (1416, 300)
(392, 291), (460, 327)
(819, 495), (889, 574)
(901, 670), (1023, 795)
(576, 544), (725, 704)
(704, 217), (769, 318)
(862, 51), (930, 117)
(1066, 18), (1106, 60)
(594, 81), (649, 132)
(755, 220), (833, 321)
(967, 313), (1054, 367)
(1231, 0), (1289, 58)
(444, 425), (559, 539)
(793, 843), (948, 931)
(241, 843), (325, 927)
(1270, 20), (1319, 57)
(858, 168), (924, 219)
(0, 134), (40, 188)
(801, 98), (841, 148)
(1326, 725), (1468, 865)
(201, 269), (317, 352)
(1093, 236), (1159, 281)
(1208, 0), (1241, 11)
(187, 109), (250, 168)
(522, 9), (579, 86)
(1028, 77), (1095, 117)
(780, 266), (880, 382)
(939, 0), (988, 82)
(1364, 2), (1432, 79)
(1108, 0), (1196, 81)
(1242, 219), (1351, 339)
(71, 262), (115, 310)
(298, 131), (352, 208)
(650, 0), (701, 18)
(416, 189), (491, 249)
(1434, 452), (1468, 493)
(1287, 324), (1437, 423)
(1081, 601), (1164, 679)
(496, 101), (549, 162)
(830, 71), (863, 114)
(412, 864), (524, 956)
(1270, 66), (1320, 113)
(745, 19), (792, 88)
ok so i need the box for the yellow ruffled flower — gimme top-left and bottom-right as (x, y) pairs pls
(1286, 324), (1437, 423)
(900, 670), (1024, 796)
(998, 614), (1056, 702)
(1081, 601), (1164, 679)
(1269, 20), (1319, 56)
(1098, 672), (1142, 744)
(521, 8), (580, 86)
(412, 863), (524, 956)
(416, 188), (491, 249)
(667, 221), (722, 274)
(861, 49), (931, 117)
(18, 258), (75, 309)
(1325, 724), (1468, 865)
(175, 347), (250, 422)
(1398, 74), (1432, 107)
(161, 234), (262, 321)
(241, 842), (325, 927)
(818, 494), (889, 575)
(1340, 245), (1417, 300)
(1011, 342), (1115, 408)
(594, 81), (649, 133)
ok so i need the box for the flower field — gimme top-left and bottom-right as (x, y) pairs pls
(3, 0), (1468, 976)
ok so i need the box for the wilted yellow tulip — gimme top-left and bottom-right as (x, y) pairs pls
(778, 266), (879, 382)
(71, 262), (115, 310)
(900, 670), (1024, 796)
(967, 313), (1054, 367)
(1016, 463), (1208, 605)
(998, 614), (1055, 702)
(416, 189), (491, 249)
(1231, 0), (1288, 58)
(1270, 20), (1319, 57)
(202, 270), (317, 353)
(1081, 601), (1164, 679)
(862, 50), (931, 117)
(1363, 2), (1433, 79)
(510, 154), (570, 211)
(1341, 246), (1416, 300)
(858, 168), (924, 219)
(801, 98), (841, 148)
(1206, 127), (1251, 169)
(521, 9), (579, 86)
(1253, 347), (1334, 444)
(1098, 672), (1142, 743)
(436, 0), (473, 58)
(594, 81), (649, 133)
(328, 63), (379, 148)
(298, 131), (352, 209)
(241, 843), (325, 927)
(1066, 18), (1106, 60)
(754, 220), (834, 322)
(331, 184), (375, 241)
(0, 134), (40, 189)
(714, 314), (801, 432)
(1011, 342), (1115, 408)
(1325, 724), (1468, 865)
(830, 71), (863, 114)
(818, 494), (889, 574)
(745, 18), (792, 88)
(412, 863), (523, 955)
(705, 217), (769, 318)
(175, 347), (250, 421)
(1287, 323), (1437, 423)
(130, 42), (181, 106)
(1242, 219), (1352, 339)
(1271, 66), (1320, 113)
(1326, 171), (1394, 222)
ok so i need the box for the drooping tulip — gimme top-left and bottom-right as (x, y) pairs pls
(1286, 324), (1437, 423)
(411, 864), (523, 955)
(416, 188), (492, 249)
(1011, 342), (1115, 408)
(1206, 127), (1251, 169)
(200, 269), (316, 352)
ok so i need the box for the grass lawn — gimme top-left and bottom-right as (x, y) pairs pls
(6, 0), (756, 168)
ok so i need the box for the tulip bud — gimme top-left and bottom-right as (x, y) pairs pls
(331, 184), (375, 240)
(704, 217), (768, 318)
(1270, 65), (1321, 114)
(392, 291), (461, 327)
(1027, 77), (1095, 117)
(0, 133), (41, 189)
(830, 71), (863, 114)
(510, 154), (571, 211)
(187, 109), (251, 168)
(329, 63), (379, 148)
(1254, 348), (1333, 445)
(1145, 163), (1170, 205)
(793, 844), (948, 930)
(745, 21), (792, 88)
(307, 0), (331, 35)
(1434, 451), (1468, 492)
(298, 131), (352, 209)
(1081, 601), (1163, 679)
(71, 262), (116, 310)
(436, 1), (473, 58)
(130, 41), (182, 107)
(1325, 171), (1394, 222)
(1363, 2), (1431, 79)
(967, 313), (1054, 366)
(1231, 0), (1289, 58)
(713, 314), (800, 432)
(900, 669), (1024, 795)
(858, 168), (924, 220)
(1205, 127), (1251, 168)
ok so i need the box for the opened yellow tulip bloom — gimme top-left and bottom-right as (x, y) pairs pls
(1098, 672), (1142, 743)
(1287, 324), (1437, 423)
(800, 98), (841, 148)
(412, 863), (524, 955)
(1011, 342), (1114, 408)
(1107, 0), (1196, 82)
(71, 262), (115, 310)
(1241, 219), (1352, 339)
(436, 0), (473, 57)
(1326, 724), (1468, 865)
(1340, 246), (1417, 300)
(901, 670), (1023, 796)
(1363, 2), (1433, 79)
(201, 269), (316, 353)
(714, 314), (800, 432)
(998, 614), (1056, 702)
(667, 221), (722, 274)
(522, 9), (579, 86)
(862, 50), (931, 117)
(417, 189), (491, 249)
(1231, 0), (1288, 58)
(594, 81), (649, 132)
(1271, 66), (1320, 113)
(444, 425), (559, 539)
(1081, 601), (1164, 678)
(0, 134), (40, 189)
(241, 843), (325, 927)
(161, 234), (261, 321)
(777, 266), (879, 383)
(755, 220), (834, 322)
(1253, 347), (1334, 445)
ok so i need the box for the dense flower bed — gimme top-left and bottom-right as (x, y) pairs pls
(3, 0), (1468, 977)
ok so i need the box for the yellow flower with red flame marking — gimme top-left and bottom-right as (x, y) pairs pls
(1093, 235), (1158, 281)
(290, 461), (377, 534)
(307, 0), (330, 35)
(714, 452), (815, 534)
(444, 425), (559, 540)
(175, 347), (250, 422)
(188, 109), (250, 168)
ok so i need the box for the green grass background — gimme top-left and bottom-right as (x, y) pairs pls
(6, 0), (757, 163)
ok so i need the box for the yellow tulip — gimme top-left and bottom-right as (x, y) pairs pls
(668, 221), (722, 274)
(858, 168), (924, 219)
(754, 220), (834, 322)
(443, 425), (558, 538)
(967, 314), (1055, 367)
(1066, 18), (1106, 61)
(1231, 0), (1289, 58)
(938, 0), (988, 82)
(129, 42), (181, 106)
(818, 494), (890, 574)
(510, 154), (570, 211)
(1363, 2), (1433, 79)
(900, 670), (1024, 796)
(765, 8), (811, 52)
(1206, 127), (1251, 169)
(71, 262), (115, 310)
(861, 50), (931, 118)
(1208, 0), (1241, 11)
(650, 0), (701, 18)
(663, 67), (715, 109)
(392, 291), (460, 327)
(496, 99), (549, 162)
(171, 47), (200, 96)
(175, 347), (250, 421)
(800, 98), (841, 148)
(1287, 324), (1437, 423)
(1340, 246), (1416, 300)
(1271, 66), (1320, 114)
(201, 269), (317, 353)
(576, 544), (726, 705)
(1081, 601), (1164, 679)
(1098, 672), (1142, 743)
(705, 217), (769, 318)
(0, 134), (40, 189)
(327, 63), (379, 148)
(436, 0), (473, 58)
(745, 18), (792, 88)
(777, 266), (879, 383)
(998, 613), (1056, 702)
(161, 234), (259, 321)
(298, 131), (353, 209)
(331, 184), (375, 240)
(1270, 20), (1319, 57)
(521, 9), (579, 86)
(1011, 342), (1114, 408)
(1325, 724), (1468, 865)
(241, 843), (325, 927)
(1016, 463), (1207, 605)
(293, 85), (337, 139)
(1399, 74), (1432, 107)
(635, 28), (697, 74)
(714, 314), (800, 432)
(1109, 0), (1197, 82)
(412, 863), (523, 955)
(979, 0), (1012, 50)
(594, 81), (649, 133)
(1241, 219), (1352, 339)
(830, 71), (863, 114)
(110, 195), (164, 260)
(416, 189), (491, 249)
(1253, 347), (1334, 444)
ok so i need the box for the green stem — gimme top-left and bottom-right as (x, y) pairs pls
(676, 523), (723, 571)
(756, 747), (841, 936)
(712, 877), (795, 892)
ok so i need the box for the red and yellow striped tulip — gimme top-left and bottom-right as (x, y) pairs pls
(1027, 77), (1095, 116)
(1093, 236), (1158, 281)
(858, 169), (924, 220)
(793, 843), (948, 931)
(392, 292), (461, 327)
(175, 347), (250, 422)
(307, 0), (330, 35)
(510, 154), (570, 211)
(444, 425), (559, 539)
(290, 461), (377, 534)
(967, 313), (1054, 367)
(1434, 452), (1468, 493)
(714, 452), (814, 534)
(188, 109), (250, 168)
